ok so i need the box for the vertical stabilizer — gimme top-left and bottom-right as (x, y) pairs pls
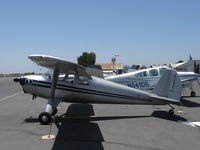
(153, 69), (182, 100)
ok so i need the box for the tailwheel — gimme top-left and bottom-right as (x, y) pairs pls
(168, 109), (174, 116)
(38, 112), (52, 125)
(51, 108), (58, 116)
(191, 91), (196, 97)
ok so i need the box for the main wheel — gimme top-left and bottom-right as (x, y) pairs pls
(51, 108), (58, 116)
(38, 112), (52, 125)
(168, 109), (174, 116)
(191, 91), (196, 97)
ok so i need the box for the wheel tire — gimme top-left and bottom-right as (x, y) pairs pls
(38, 112), (52, 125)
(191, 91), (196, 97)
(168, 109), (174, 116)
(51, 108), (58, 116)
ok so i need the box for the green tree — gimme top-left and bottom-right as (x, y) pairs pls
(77, 52), (96, 67)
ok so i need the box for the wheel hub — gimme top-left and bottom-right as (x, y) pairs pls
(41, 116), (48, 122)
(39, 112), (52, 125)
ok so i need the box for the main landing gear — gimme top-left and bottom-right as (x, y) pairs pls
(38, 99), (59, 125)
(189, 84), (196, 97)
(38, 108), (58, 125)
(191, 91), (196, 97)
(39, 112), (52, 125)
(38, 66), (61, 125)
(168, 104), (175, 116)
(168, 109), (174, 116)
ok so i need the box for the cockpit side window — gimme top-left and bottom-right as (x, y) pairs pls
(159, 68), (166, 76)
(58, 74), (65, 81)
(149, 69), (158, 76)
(134, 71), (148, 78)
(62, 74), (75, 83)
(78, 76), (89, 85)
(64, 74), (89, 86)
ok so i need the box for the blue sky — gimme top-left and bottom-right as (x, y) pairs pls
(0, 0), (200, 73)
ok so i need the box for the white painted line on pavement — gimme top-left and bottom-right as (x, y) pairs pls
(0, 92), (22, 103)
(177, 120), (200, 127)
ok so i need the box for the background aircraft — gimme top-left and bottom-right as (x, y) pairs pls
(14, 55), (182, 125)
(106, 66), (200, 97)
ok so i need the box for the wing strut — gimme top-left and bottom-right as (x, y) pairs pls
(45, 66), (59, 114)
(50, 66), (59, 99)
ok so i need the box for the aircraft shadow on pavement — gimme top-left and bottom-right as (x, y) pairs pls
(24, 117), (39, 123)
(180, 98), (200, 107)
(151, 110), (187, 122)
(52, 104), (104, 150)
(52, 104), (152, 150)
(23, 104), (187, 150)
(23, 109), (187, 124)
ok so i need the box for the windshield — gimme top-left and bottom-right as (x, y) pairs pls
(42, 70), (53, 80)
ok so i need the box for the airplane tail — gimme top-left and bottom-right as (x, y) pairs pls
(153, 69), (182, 101)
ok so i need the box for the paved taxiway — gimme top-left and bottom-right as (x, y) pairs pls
(1, 77), (200, 150)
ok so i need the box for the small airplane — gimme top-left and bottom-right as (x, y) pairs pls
(14, 55), (182, 125)
(106, 66), (200, 97)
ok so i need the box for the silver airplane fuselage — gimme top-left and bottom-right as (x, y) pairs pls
(19, 75), (167, 105)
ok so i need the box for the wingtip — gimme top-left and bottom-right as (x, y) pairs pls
(28, 54), (45, 58)
(28, 55), (51, 61)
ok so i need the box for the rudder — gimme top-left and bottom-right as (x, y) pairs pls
(153, 69), (182, 100)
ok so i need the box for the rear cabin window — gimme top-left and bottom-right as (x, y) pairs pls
(78, 76), (89, 86)
(134, 71), (148, 78)
(149, 69), (158, 76)
(159, 68), (166, 76)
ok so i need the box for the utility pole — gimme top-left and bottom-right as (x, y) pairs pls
(111, 54), (120, 72)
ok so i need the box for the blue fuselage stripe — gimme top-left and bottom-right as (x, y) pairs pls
(31, 80), (151, 102)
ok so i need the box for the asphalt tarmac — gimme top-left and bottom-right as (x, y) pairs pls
(0, 77), (200, 150)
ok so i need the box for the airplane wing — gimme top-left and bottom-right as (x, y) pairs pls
(28, 55), (92, 79)
(181, 76), (200, 82)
